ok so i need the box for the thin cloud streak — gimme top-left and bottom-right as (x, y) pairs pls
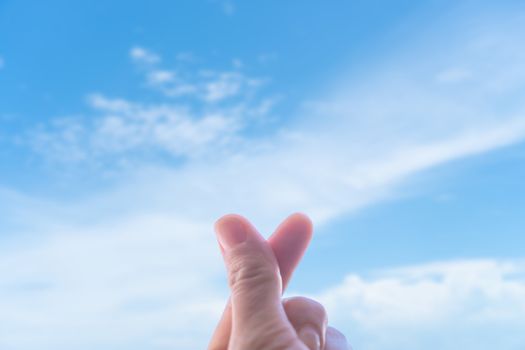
(1, 9), (525, 350)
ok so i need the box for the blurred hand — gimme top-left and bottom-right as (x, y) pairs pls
(208, 213), (350, 350)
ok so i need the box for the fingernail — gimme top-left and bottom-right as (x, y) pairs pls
(215, 216), (247, 250)
(299, 325), (321, 350)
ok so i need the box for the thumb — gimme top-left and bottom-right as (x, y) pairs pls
(214, 214), (289, 336)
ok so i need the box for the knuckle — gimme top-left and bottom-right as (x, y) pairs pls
(228, 253), (278, 292)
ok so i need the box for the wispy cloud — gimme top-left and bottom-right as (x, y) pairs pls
(145, 69), (263, 102)
(23, 48), (274, 167)
(130, 46), (161, 65)
(133, 47), (265, 102)
(10, 6), (525, 246)
(2, 8), (525, 350)
(0, 55), (5, 70)
(25, 95), (244, 164)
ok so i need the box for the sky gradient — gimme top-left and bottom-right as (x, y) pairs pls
(1, 1), (524, 349)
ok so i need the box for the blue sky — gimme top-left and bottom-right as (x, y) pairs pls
(1, 1), (525, 349)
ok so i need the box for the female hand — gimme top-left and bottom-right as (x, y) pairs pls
(208, 213), (350, 350)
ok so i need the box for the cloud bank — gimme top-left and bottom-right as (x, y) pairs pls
(318, 259), (525, 350)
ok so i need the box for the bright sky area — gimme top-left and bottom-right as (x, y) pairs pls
(0, 1), (524, 349)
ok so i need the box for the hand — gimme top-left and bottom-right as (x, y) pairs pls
(208, 213), (350, 350)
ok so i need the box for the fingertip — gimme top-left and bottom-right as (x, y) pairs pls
(214, 214), (245, 253)
(289, 212), (314, 239)
(271, 212), (314, 241)
(289, 212), (313, 226)
(214, 213), (246, 232)
(269, 213), (314, 290)
(293, 213), (313, 240)
(214, 214), (269, 253)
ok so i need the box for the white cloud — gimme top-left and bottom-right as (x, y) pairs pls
(317, 259), (525, 350)
(89, 94), (133, 113)
(129, 46), (265, 103)
(144, 66), (263, 103)
(3, 8), (525, 350)
(16, 9), (525, 230)
(0, 213), (523, 350)
(0, 214), (225, 349)
(26, 94), (245, 164)
(147, 70), (176, 84)
(154, 70), (262, 102)
(25, 49), (273, 166)
(202, 71), (246, 102)
(130, 46), (160, 65)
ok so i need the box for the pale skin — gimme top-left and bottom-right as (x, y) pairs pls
(208, 213), (351, 350)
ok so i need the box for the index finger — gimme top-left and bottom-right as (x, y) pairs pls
(207, 213), (313, 350)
